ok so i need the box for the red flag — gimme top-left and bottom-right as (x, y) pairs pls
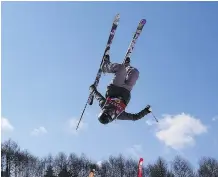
(137, 158), (143, 177)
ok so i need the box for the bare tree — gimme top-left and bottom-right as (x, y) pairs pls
(34, 158), (46, 177)
(110, 154), (126, 177)
(144, 157), (172, 177)
(54, 152), (68, 175)
(108, 155), (118, 177)
(198, 157), (218, 177)
(67, 153), (81, 177)
(15, 150), (26, 177)
(21, 150), (35, 177)
(1, 139), (20, 177)
(98, 160), (111, 177)
(2, 139), (218, 177)
(124, 158), (138, 177)
(171, 156), (195, 177)
(1, 143), (7, 176)
(28, 153), (38, 177)
(58, 165), (70, 177)
(44, 165), (56, 177)
(46, 154), (54, 167)
(78, 153), (92, 177)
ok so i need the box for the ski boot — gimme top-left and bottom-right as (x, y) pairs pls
(101, 46), (110, 71)
(104, 46), (110, 60)
(124, 56), (130, 64)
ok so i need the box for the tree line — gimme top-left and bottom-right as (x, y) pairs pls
(1, 139), (218, 177)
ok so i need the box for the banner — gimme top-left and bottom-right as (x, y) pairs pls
(137, 158), (143, 177)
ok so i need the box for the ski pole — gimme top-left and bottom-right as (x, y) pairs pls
(76, 90), (94, 130)
(151, 111), (158, 122)
(76, 102), (88, 130)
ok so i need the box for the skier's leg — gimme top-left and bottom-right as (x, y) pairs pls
(111, 64), (127, 87)
(125, 67), (140, 91)
(89, 85), (106, 108)
(101, 58), (122, 74)
(101, 48), (125, 74)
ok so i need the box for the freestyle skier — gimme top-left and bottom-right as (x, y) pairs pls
(75, 17), (155, 131)
(90, 48), (152, 124)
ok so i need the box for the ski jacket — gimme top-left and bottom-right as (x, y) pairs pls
(91, 87), (150, 121)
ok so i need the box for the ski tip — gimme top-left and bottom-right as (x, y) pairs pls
(116, 13), (120, 18)
(141, 19), (146, 24)
(114, 14), (120, 23)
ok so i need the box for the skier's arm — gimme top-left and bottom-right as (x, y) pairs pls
(117, 107), (151, 121)
(90, 86), (106, 108)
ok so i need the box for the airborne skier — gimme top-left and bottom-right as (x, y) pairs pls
(76, 17), (155, 130)
(90, 49), (152, 124)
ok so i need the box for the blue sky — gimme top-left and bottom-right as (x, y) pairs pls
(1, 1), (218, 166)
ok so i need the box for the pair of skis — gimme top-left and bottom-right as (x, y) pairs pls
(76, 14), (147, 130)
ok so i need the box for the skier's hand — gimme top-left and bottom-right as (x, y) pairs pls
(145, 105), (152, 113)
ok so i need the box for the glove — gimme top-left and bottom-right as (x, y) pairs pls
(145, 105), (152, 113)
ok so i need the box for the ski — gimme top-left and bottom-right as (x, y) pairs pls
(76, 14), (120, 130)
(88, 14), (120, 106)
(122, 19), (146, 63)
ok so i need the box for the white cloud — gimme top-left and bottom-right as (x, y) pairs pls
(126, 144), (143, 159)
(68, 118), (88, 135)
(212, 115), (218, 121)
(155, 113), (207, 150)
(31, 126), (47, 136)
(1, 117), (14, 132)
